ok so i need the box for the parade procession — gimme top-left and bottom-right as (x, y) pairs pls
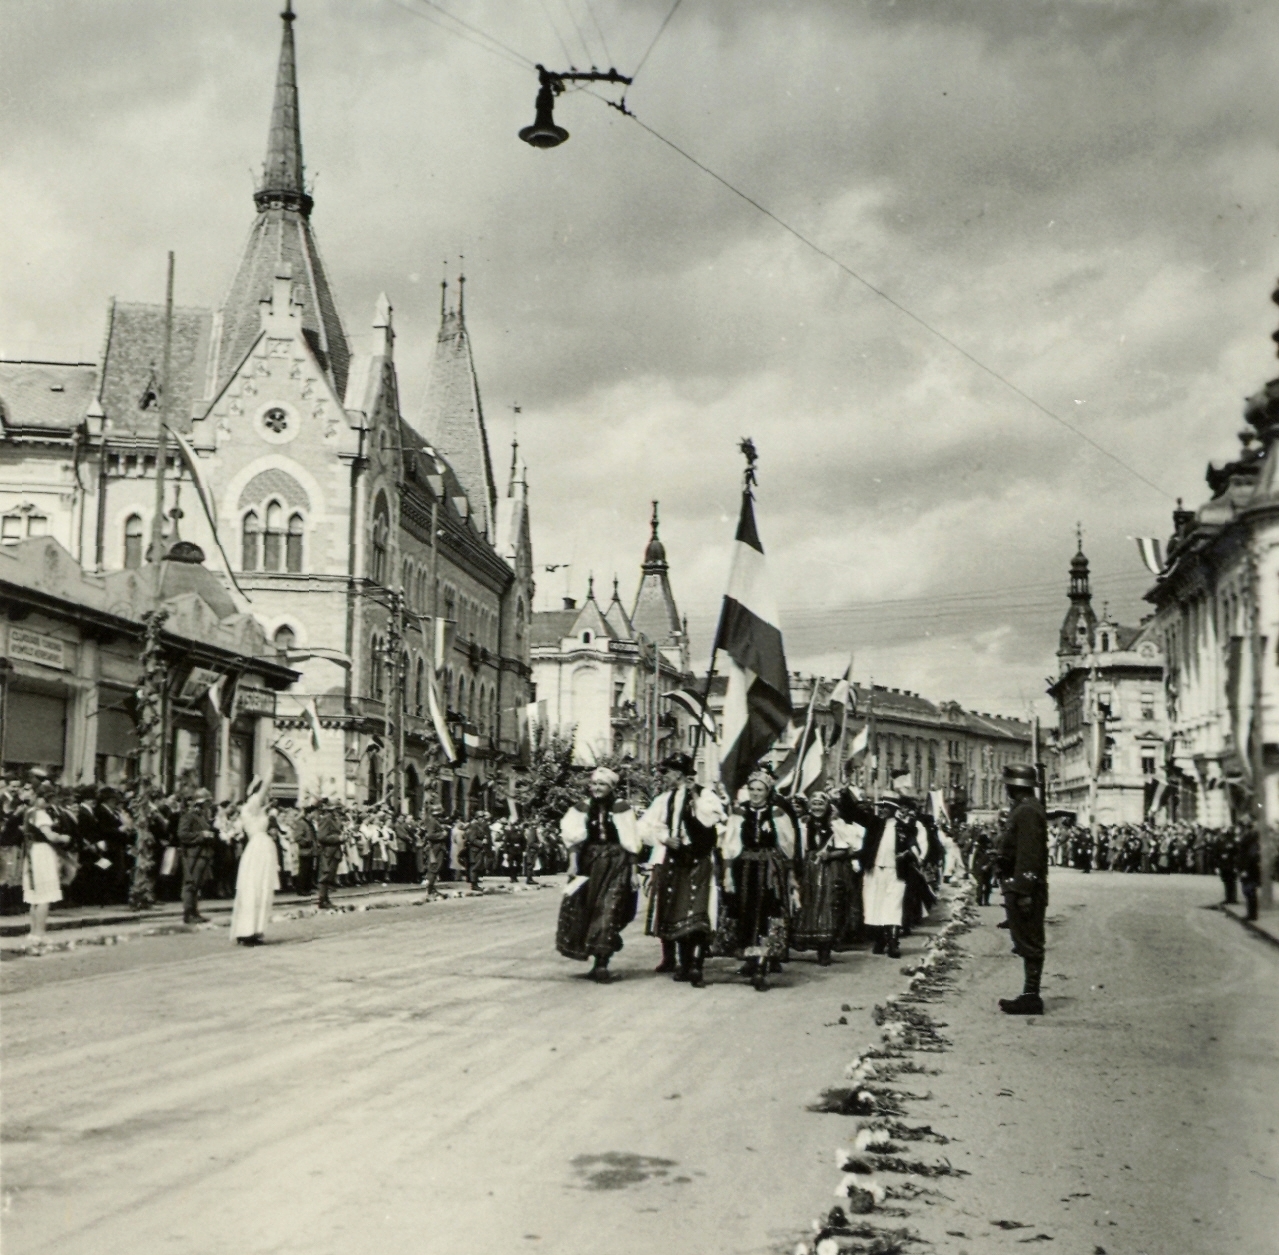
(2, 3), (1277, 1255)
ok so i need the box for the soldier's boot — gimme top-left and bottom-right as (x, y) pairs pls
(999, 957), (1044, 1015)
(886, 927), (902, 959)
(817, 946), (832, 967)
(673, 939), (692, 982)
(655, 939), (677, 974)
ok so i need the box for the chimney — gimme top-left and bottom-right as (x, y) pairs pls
(562, 596), (577, 611)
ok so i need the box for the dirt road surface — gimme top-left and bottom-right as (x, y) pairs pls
(2, 871), (1273, 1254)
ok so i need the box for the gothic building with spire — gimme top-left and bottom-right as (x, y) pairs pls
(0, 3), (534, 814)
(529, 506), (692, 766)
(1046, 535), (1166, 826)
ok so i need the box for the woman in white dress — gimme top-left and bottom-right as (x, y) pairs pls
(230, 776), (279, 946)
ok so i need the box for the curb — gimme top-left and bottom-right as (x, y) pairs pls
(1, 881), (551, 958)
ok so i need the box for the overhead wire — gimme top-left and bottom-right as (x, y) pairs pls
(537, 0), (577, 66)
(581, 0), (614, 66)
(558, 0), (596, 66)
(600, 103), (1173, 503)
(631, 0), (683, 84)
(392, 0), (536, 70)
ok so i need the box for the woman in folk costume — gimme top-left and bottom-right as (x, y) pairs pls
(722, 771), (799, 991)
(639, 753), (728, 988)
(556, 767), (644, 983)
(230, 776), (280, 946)
(791, 790), (861, 966)
(836, 788), (928, 959)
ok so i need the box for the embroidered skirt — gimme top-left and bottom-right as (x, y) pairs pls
(654, 856), (715, 942)
(791, 854), (856, 951)
(725, 849), (791, 958)
(556, 843), (636, 961)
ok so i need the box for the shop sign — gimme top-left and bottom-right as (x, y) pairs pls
(179, 666), (223, 704)
(8, 626), (69, 670)
(234, 686), (276, 718)
(608, 640), (640, 656)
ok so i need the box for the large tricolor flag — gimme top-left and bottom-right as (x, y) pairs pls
(714, 469), (792, 794)
(1132, 536), (1165, 576)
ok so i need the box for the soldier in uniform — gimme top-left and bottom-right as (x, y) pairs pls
(970, 826), (995, 905)
(996, 763), (1049, 1015)
(421, 806), (450, 892)
(314, 798), (344, 909)
(501, 822), (527, 884)
(177, 789), (217, 924)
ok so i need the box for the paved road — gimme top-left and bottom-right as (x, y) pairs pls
(0, 884), (932, 1255)
(2, 873), (1274, 1255)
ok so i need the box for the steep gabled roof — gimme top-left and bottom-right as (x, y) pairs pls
(0, 360), (98, 433)
(530, 608), (579, 648)
(631, 503), (683, 644)
(416, 288), (497, 542)
(210, 3), (349, 402)
(98, 302), (213, 437)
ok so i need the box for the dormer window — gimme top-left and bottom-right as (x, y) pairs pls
(1100, 632), (1110, 651)
(582, 630), (593, 645)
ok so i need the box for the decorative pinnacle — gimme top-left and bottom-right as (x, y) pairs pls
(650, 500), (659, 536)
(1075, 521), (1083, 553)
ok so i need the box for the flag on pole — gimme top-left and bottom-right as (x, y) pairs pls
(667, 688), (718, 739)
(429, 615), (458, 763)
(798, 726), (826, 795)
(302, 696), (323, 751)
(828, 657), (856, 717)
(1131, 536), (1165, 576)
(163, 423), (251, 603)
(714, 458), (792, 794)
(848, 724), (870, 759)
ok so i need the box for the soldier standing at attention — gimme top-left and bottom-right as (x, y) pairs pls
(178, 789), (217, 925)
(314, 799), (344, 910)
(996, 764), (1049, 1016)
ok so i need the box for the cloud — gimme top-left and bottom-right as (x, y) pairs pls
(3, 0), (1278, 724)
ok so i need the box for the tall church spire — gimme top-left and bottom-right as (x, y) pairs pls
(256, 2), (311, 216)
(631, 501), (687, 670)
(212, 0), (350, 399)
(1058, 528), (1097, 660)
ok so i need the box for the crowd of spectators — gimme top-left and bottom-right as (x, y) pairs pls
(0, 771), (570, 918)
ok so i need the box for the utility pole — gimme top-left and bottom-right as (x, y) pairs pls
(150, 252), (175, 571)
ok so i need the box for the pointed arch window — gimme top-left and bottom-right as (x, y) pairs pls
(263, 501), (284, 571)
(371, 635), (385, 701)
(124, 514), (144, 569)
(242, 511), (262, 571)
(370, 495), (390, 584)
(286, 513), (304, 573)
(273, 624), (296, 652)
(415, 658), (425, 717)
(400, 650), (410, 712)
(444, 669), (454, 711)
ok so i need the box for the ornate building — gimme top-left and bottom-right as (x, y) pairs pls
(1143, 279), (1279, 883)
(1046, 537), (1166, 825)
(529, 508), (690, 765)
(0, 4), (533, 813)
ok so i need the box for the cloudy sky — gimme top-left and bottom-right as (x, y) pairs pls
(4, 0), (1278, 719)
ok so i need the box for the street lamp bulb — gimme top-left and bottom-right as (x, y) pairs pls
(519, 84), (569, 148)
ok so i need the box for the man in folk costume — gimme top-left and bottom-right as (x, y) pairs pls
(722, 771), (798, 991)
(791, 790), (862, 966)
(835, 788), (928, 959)
(996, 763), (1050, 1015)
(895, 790), (940, 932)
(639, 753), (728, 988)
(556, 768), (643, 983)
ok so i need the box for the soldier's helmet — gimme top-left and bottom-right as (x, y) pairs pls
(1002, 764), (1037, 789)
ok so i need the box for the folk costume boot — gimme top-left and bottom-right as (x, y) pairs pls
(999, 957), (1044, 1015)
(589, 956), (614, 984)
(655, 940), (677, 974)
(817, 947), (832, 967)
(872, 929), (887, 955)
(886, 927), (902, 959)
(688, 942), (707, 989)
(673, 940), (692, 983)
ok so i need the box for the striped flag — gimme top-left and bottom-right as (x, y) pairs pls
(666, 688), (718, 738)
(1132, 536), (1165, 576)
(847, 724), (870, 759)
(714, 473), (792, 794)
(429, 615), (458, 763)
(828, 657), (856, 716)
(164, 423), (251, 603)
(302, 696), (323, 751)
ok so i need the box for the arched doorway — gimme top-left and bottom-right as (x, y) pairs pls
(405, 763), (421, 817)
(271, 748), (298, 806)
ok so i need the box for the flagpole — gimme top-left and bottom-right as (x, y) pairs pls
(150, 251), (175, 574)
(869, 676), (878, 804)
(835, 653), (853, 786)
(789, 677), (817, 800)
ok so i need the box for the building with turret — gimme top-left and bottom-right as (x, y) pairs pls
(0, 3), (534, 814)
(1046, 535), (1166, 825)
(529, 507), (690, 765)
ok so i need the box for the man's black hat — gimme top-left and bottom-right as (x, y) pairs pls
(1003, 763), (1038, 789)
(659, 752), (696, 777)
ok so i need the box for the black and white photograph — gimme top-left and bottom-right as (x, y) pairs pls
(1, 2), (1276, 1252)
